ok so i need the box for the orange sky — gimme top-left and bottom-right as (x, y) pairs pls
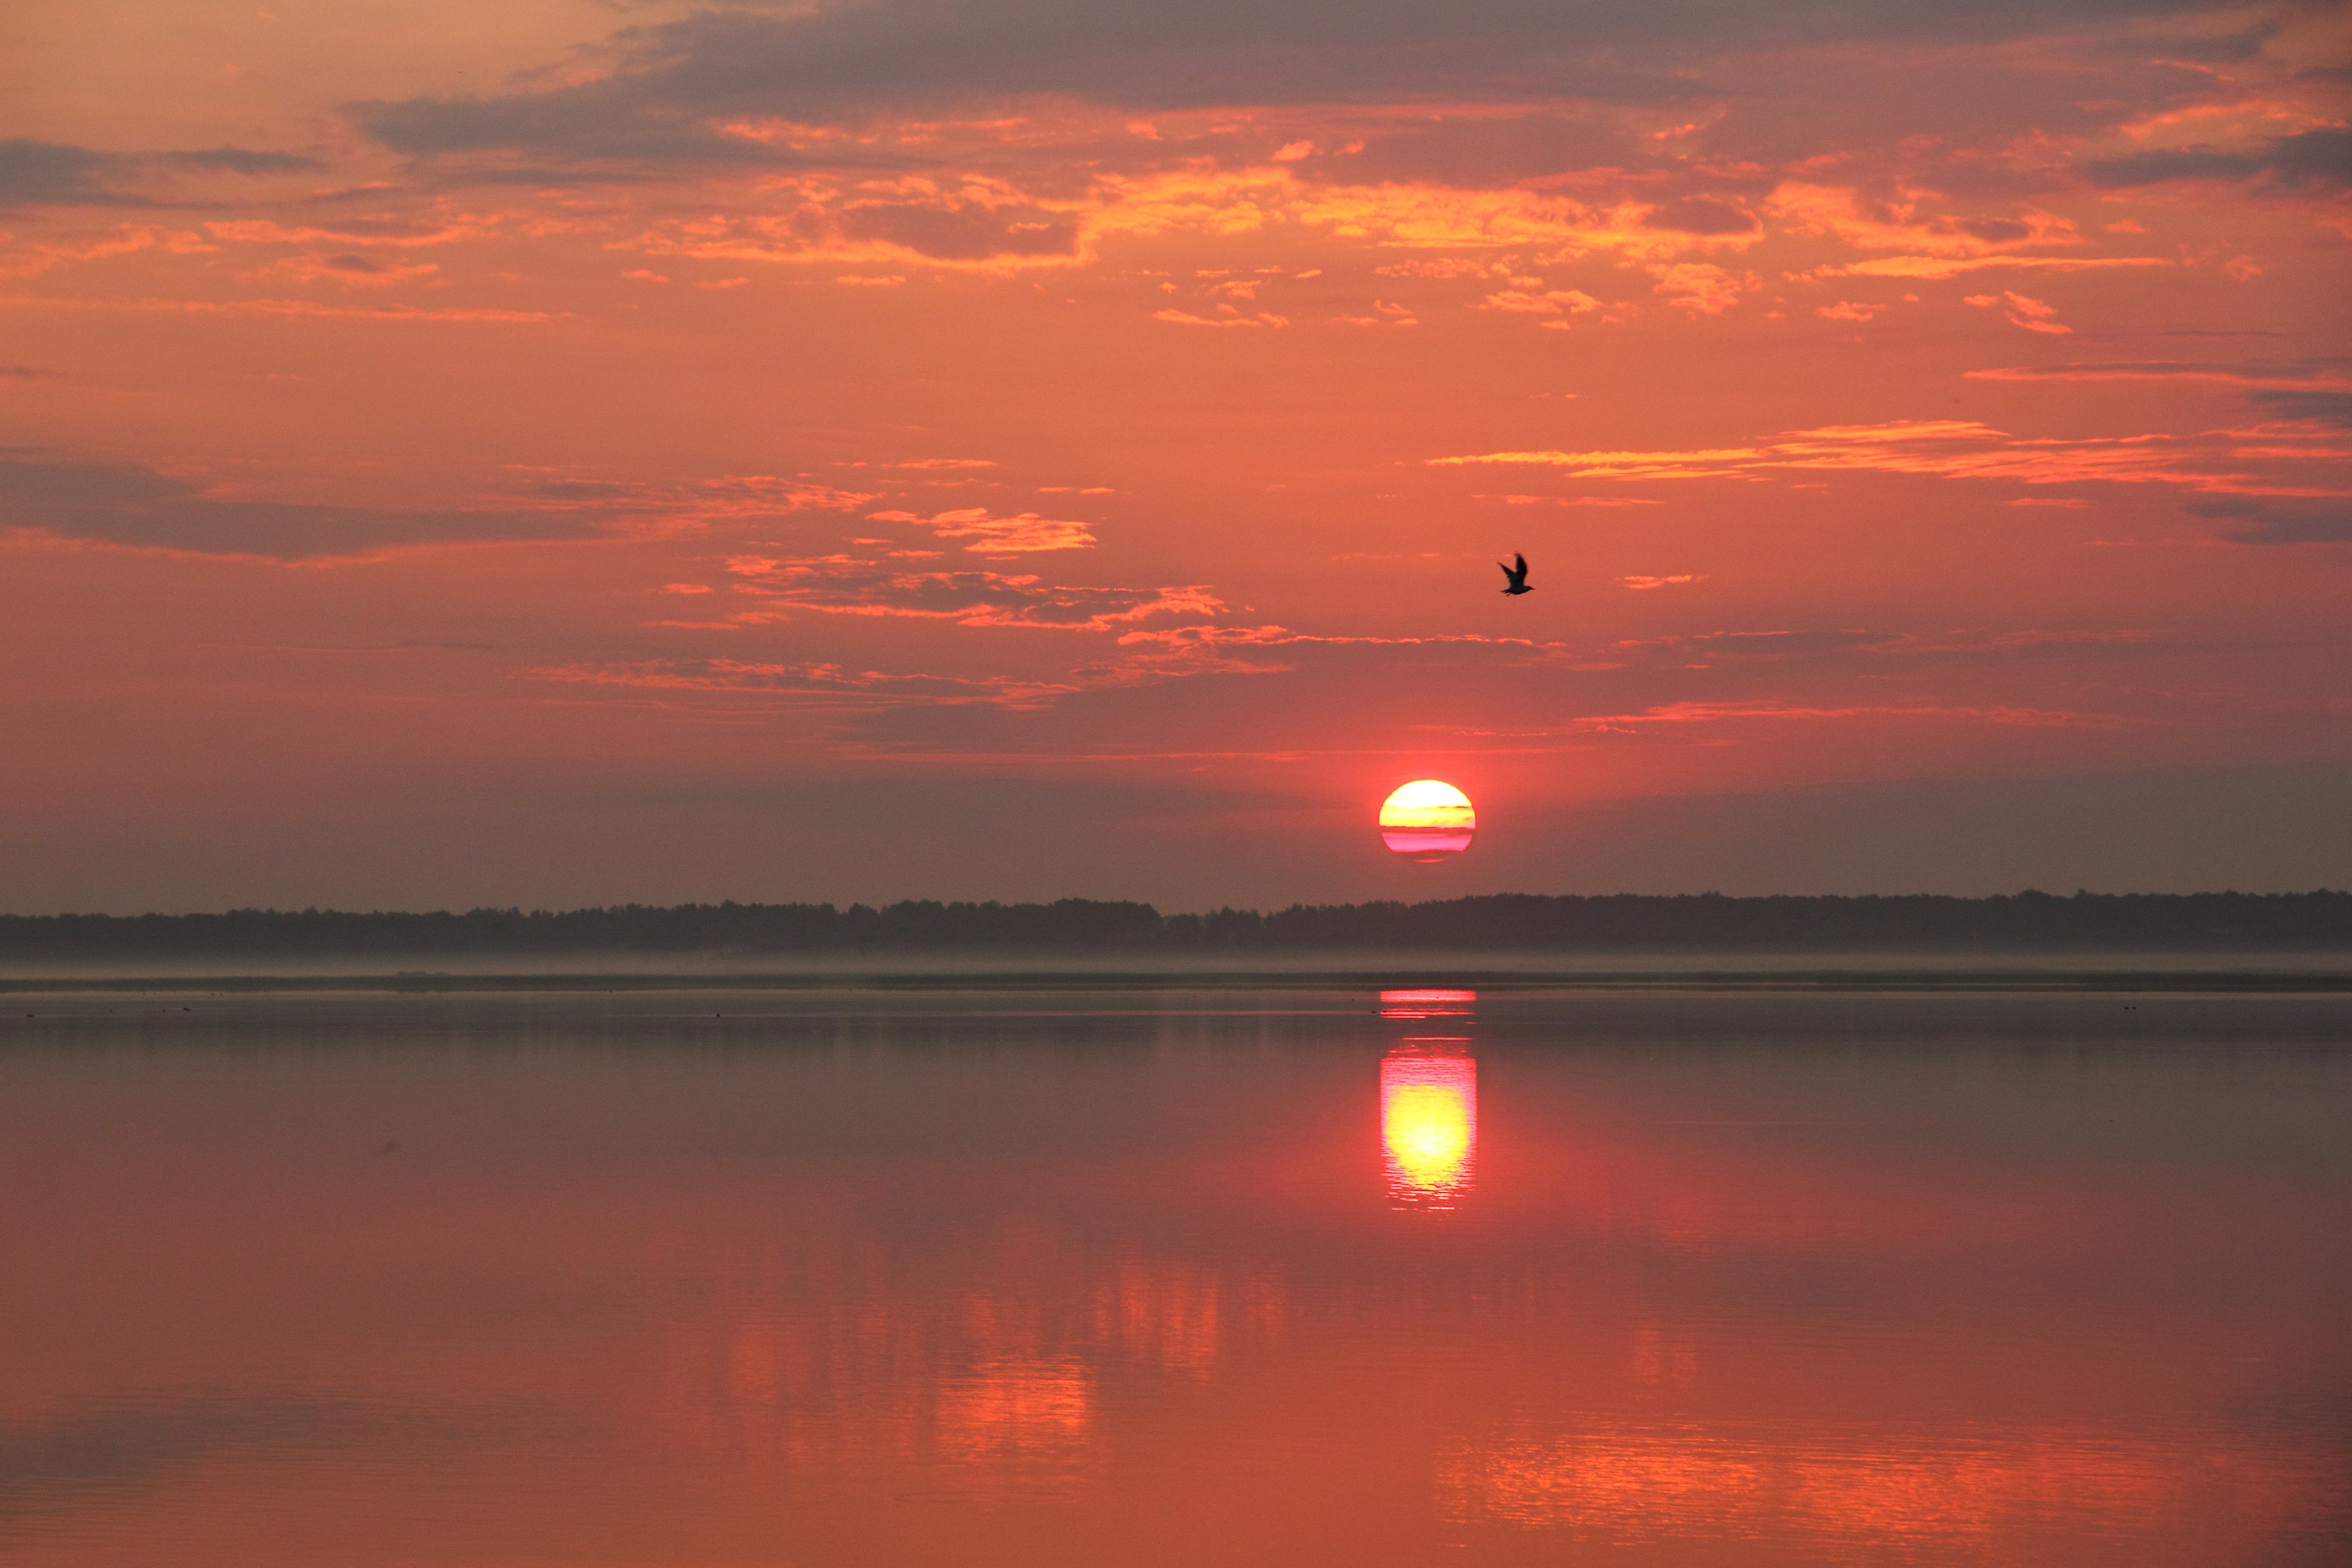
(3, 0), (2349, 910)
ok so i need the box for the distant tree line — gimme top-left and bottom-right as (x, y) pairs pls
(2, 891), (2348, 960)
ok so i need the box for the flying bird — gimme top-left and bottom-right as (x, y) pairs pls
(1499, 553), (1532, 595)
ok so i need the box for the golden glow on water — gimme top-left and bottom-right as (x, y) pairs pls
(1382, 1047), (1477, 1208)
(1378, 780), (1475, 860)
(1378, 988), (1476, 1020)
(935, 1358), (1093, 1474)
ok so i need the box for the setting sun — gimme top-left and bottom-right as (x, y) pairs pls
(1379, 781), (1476, 861)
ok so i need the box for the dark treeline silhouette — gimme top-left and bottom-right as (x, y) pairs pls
(3, 891), (2349, 962)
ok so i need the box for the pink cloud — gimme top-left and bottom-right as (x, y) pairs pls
(868, 506), (1096, 552)
(725, 553), (1219, 630)
(1154, 308), (1291, 328)
(1432, 419), (2350, 497)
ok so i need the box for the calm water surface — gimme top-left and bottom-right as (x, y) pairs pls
(2, 986), (2347, 1565)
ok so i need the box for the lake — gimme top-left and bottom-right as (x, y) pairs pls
(2, 985), (2347, 1565)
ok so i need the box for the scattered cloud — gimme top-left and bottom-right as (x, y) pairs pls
(1565, 699), (2128, 731)
(0, 450), (605, 559)
(1478, 288), (1601, 316)
(1473, 493), (1662, 508)
(1967, 362), (2352, 391)
(1836, 255), (2165, 280)
(0, 138), (313, 209)
(532, 658), (1080, 710)
(869, 506), (1097, 552)
(262, 253), (442, 287)
(527, 474), (872, 521)
(0, 454), (890, 560)
(2249, 388), (2352, 427)
(1432, 418), (2350, 497)
(0, 292), (555, 324)
(1649, 263), (1751, 315)
(1154, 308), (1290, 328)
(1108, 623), (1559, 681)
(725, 553), (1219, 630)
(2183, 496), (2352, 545)
(1765, 182), (2081, 260)
(2084, 126), (2352, 191)
(1964, 290), (2070, 335)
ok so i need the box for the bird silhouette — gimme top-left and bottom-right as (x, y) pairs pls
(1499, 553), (1532, 595)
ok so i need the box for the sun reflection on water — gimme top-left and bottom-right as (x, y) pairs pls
(1379, 988), (1477, 1020)
(1382, 1046), (1477, 1209)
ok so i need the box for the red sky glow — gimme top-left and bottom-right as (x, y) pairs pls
(4, 0), (2348, 909)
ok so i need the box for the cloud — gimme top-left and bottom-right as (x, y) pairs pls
(1154, 308), (1289, 327)
(1604, 628), (1884, 662)
(583, 149), (2131, 281)
(0, 138), (315, 209)
(535, 624), (1526, 709)
(1965, 289), (2070, 335)
(2249, 388), (2352, 427)
(724, 552), (1220, 630)
(262, 253), (442, 287)
(1565, 699), (2127, 730)
(1477, 287), (1601, 315)
(0, 292), (554, 323)
(1644, 196), (1759, 236)
(2183, 496), (2352, 545)
(0, 140), (144, 208)
(159, 147), (317, 175)
(1620, 574), (1703, 588)
(0, 451), (606, 559)
(525, 473), (873, 520)
(1431, 418), (2351, 497)
(205, 215), (490, 250)
(1649, 262), (1751, 314)
(1766, 182), (2083, 260)
(0, 455), (874, 559)
(1108, 623), (1559, 681)
(347, 0), (2252, 179)
(1474, 493), (1661, 507)
(1836, 255), (2165, 279)
(1967, 361), (2352, 391)
(2084, 126), (2352, 190)
(868, 506), (1097, 552)
(532, 658), (1082, 710)
(0, 224), (222, 282)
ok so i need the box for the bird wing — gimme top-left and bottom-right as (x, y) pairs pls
(1513, 553), (1528, 576)
(1497, 560), (1514, 579)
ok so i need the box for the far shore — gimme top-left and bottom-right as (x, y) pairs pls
(6, 952), (2352, 995)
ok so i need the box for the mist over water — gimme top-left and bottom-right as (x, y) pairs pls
(2, 987), (2346, 1565)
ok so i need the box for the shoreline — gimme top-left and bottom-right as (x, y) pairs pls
(7, 965), (2352, 995)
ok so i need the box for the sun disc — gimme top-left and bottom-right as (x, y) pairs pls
(1379, 779), (1475, 861)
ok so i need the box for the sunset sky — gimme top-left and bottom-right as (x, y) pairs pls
(4, 0), (2348, 911)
